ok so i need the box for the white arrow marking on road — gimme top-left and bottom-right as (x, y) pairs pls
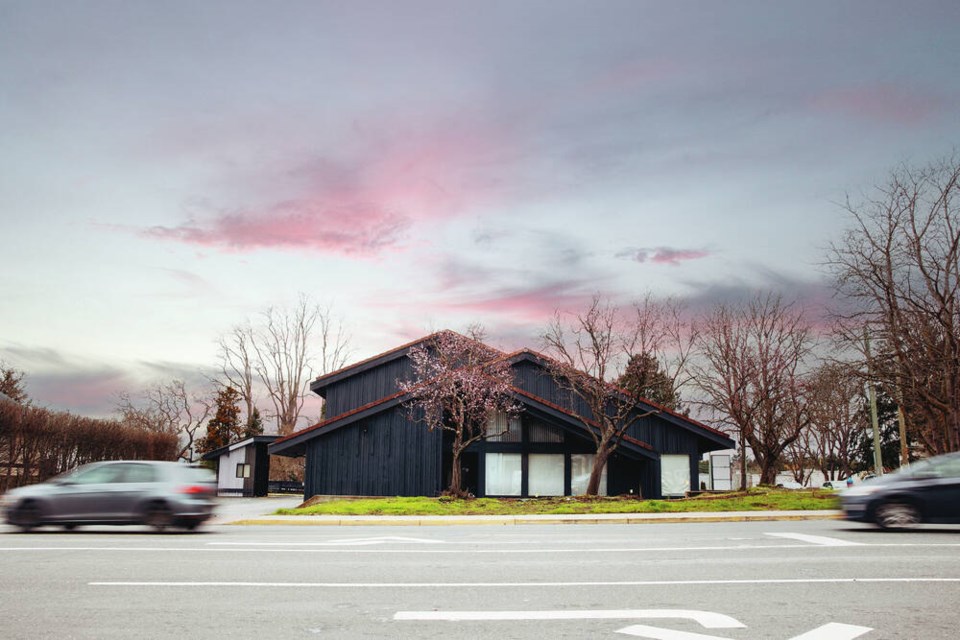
(765, 533), (864, 547)
(393, 609), (746, 628)
(786, 623), (873, 640)
(615, 624), (737, 639)
(208, 536), (443, 546)
(616, 623), (873, 640)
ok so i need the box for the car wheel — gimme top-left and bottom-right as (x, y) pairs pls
(13, 501), (42, 532)
(143, 503), (173, 532)
(875, 501), (920, 530)
(63, 523), (78, 531)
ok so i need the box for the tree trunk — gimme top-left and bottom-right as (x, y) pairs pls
(759, 463), (778, 486)
(586, 448), (610, 495)
(448, 448), (464, 496)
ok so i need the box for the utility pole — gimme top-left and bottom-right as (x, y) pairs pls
(897, 405), (909, 467)
(864, 328), (883, 476)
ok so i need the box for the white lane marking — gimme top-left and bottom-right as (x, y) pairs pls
(209, 536), (444, 546)
(615, 625), (736, 639)
(616, 622), (873, 640)
(393, 609), (745, 628)
(5, 540), (960, 554)
(766, 533), (863, 547)
(787, 622), (873, 640)
(89, 577), (960, 588)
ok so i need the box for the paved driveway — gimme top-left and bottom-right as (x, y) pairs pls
(210, 495), (304, 524)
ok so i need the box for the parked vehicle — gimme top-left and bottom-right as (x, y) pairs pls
(841, 452), (960, 529)
(2, 460), (217, 532)
(822, 479), (853, 490)
(776, 481), (804, 489)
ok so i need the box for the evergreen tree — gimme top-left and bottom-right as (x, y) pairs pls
(851, 388), (906, 473)
(617, 353), (681, 411)
(0, 362), (29, 404)
(197, 387), (243, 455)
(243, 407), (264, 439)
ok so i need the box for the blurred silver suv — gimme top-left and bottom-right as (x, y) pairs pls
(2, 460), (217, 532)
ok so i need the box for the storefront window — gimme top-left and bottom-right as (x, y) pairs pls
(570, 454), (607, 495)
(527, 454), (564, 496)
(485, 453), (522, 495)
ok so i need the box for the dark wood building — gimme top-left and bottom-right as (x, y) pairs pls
(270, 332), (734, 500)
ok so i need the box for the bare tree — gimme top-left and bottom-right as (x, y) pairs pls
(399, 330), (520, 497)
(827, 154), (960, 455)
(248, 295), (351, 436)
(803, 363), (867, 481)
(622, 294), (698, 410)
(115, 379), (211, 462)
(692, 292), (814, 486)
(541, 295), (656, 495)
(216, 324), (257, 430)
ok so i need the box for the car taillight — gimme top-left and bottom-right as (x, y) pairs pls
(178, 485), (211, 495)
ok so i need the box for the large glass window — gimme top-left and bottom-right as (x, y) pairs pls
(486, 412), (521, 442)
(528, 454), (564, 496)
(485, 453), (522, 495)
(571, 454), (607, 496)
(661, 454), (691, 497)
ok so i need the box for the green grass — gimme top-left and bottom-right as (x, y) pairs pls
(275, 488), (841, 517)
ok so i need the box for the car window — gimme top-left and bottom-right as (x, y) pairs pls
(929, 456), (960, 479)
(181, 466), (216, 483)
(72, 464), (124, 484)
(117, 463), (158, 483)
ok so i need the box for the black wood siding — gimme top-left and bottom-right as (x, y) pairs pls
(512, 359), (701, 457)
(303, 408), (443, 498)
(322, 358), (415, 417)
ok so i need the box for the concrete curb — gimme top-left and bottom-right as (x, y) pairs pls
(223, 510), (843, 527)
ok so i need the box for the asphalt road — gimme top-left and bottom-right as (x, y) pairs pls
(1, 518), (958, 639)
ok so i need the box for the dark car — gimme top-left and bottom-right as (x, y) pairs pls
(2, 460), (217, 532)
(841, 452), (960, 529)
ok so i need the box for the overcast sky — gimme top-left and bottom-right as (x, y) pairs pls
(2, 1), (958, 419)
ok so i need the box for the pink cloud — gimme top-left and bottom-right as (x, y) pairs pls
(144, 202), (410, 255)
(618, 246), (711, 265)
(141, 116), (518, 256)
(424, 284), (606, 325)
(811, 85), (941, 125)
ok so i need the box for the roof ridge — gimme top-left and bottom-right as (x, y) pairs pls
(313, 329), (507, 387)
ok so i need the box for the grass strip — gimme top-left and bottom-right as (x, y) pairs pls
(275, 488), (841, 517)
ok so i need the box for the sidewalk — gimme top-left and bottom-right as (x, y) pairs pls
(217, 501), (843, 526)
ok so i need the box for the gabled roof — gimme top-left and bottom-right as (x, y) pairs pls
(503, 349), (733, 449)
(200, 435), (279, 461)
(310, 330), (505, 397)
(270, 391), (408, 457)
(269, 383), (659, 460)
(275, 331), (734, 458)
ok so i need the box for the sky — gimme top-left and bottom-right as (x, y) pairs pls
(1, 1), (959, 421)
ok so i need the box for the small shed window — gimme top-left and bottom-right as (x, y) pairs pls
(236, 463), (251, 479)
